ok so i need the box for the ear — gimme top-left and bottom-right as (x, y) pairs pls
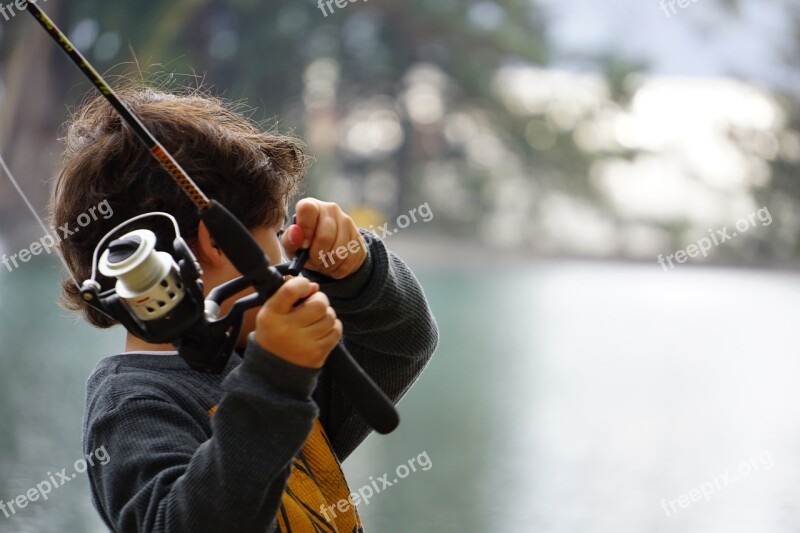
(194, 220), (225, 268)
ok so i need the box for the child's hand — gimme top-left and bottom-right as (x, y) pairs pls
(281, 198), (368, 279)
(254, 277), (343, 369)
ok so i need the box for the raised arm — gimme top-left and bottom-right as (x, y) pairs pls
(305, 232), (439, 460)
(85, 277), (343, 532)
(84, 340), (320, 532)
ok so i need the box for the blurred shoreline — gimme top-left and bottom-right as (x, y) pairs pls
(387, 234), (800, 275)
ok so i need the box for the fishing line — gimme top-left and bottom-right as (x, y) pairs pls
(0, 152), (81, 288)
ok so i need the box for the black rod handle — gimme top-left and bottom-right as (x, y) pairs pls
(200, 200), (281, 291)
(326, 344), (400, 434)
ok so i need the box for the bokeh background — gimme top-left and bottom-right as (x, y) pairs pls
(2, 0), (800, 531)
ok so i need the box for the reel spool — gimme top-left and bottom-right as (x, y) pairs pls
(99, 229), (186, 322)
(80, 212), (206, 348)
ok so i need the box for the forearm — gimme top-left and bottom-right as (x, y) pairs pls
(305, 232), (439, 459)
(86, 338), (320, 533)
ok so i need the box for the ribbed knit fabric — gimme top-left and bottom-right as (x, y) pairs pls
(82, 232), (439, 532)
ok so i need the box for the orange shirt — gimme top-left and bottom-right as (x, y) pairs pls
(209, 406), (363, 532)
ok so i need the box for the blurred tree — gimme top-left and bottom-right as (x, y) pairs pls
(2, 0), (797, 264)
(0, 0), (556, 244)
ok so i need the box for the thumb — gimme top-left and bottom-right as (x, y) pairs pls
(266, 278), (318, 314)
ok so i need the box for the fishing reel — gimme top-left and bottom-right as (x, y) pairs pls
(79, 212), (306, 374)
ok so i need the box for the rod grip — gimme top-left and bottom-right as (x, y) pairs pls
(326, 344), (400, 434)
(203, 200), (399, 433)
(199, 200), (275, 286)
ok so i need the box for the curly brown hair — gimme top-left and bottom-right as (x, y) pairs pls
(48, 87), (307, 328)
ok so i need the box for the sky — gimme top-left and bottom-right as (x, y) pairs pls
(537, 0), (797, 92)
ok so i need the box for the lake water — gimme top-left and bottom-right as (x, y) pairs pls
(1, 260), (799, 532)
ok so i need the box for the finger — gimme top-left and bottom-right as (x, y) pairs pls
(314, 319), (343, 346)
(304, 306), (338, 339)
(280, 224), (305, 258)
(266, 278), (316, 314)
(295, 199), (321, 249)
(321, 223), (354, 277)
(307, 214), (338, 269)
(290, 291), (332, 326)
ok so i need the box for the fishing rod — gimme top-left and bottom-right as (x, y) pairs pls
(24, 4), (399, 434)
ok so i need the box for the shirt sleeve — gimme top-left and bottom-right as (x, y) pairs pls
(84, 337), (320, 533)
(304, 230), (440, 461)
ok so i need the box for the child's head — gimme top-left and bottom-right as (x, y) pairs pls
(50, 87), (307, 329)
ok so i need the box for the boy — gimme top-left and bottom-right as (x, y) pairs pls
(49, 87), (438, 532)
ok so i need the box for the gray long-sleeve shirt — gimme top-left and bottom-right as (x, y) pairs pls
(82, 233), (439, 532)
